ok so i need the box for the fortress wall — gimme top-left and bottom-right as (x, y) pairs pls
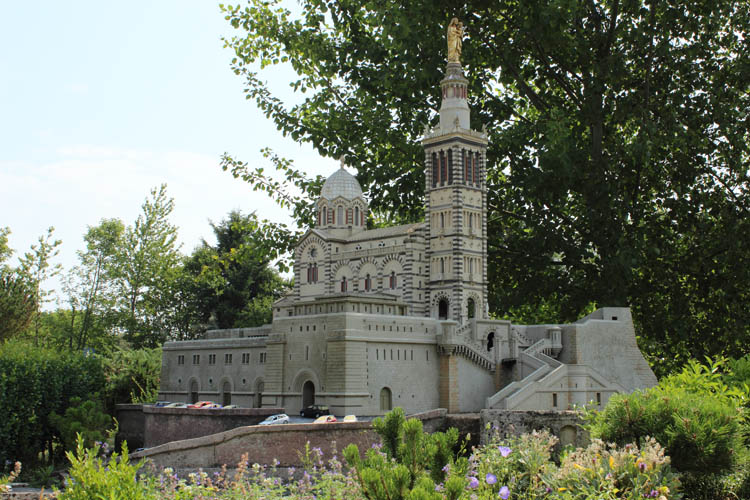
(142, 406), (283, 448)
(132, 409), (448, 470)
(456, 356), (495, 412)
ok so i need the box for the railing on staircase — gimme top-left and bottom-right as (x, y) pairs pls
(438, 320), (495, 372)
(485, 337), (565, 409)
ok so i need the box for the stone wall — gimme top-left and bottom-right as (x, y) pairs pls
(132, 409), (447, 470)
(142, 406), (283, 447)
(115, 404), (146, 451)
(479, 409), (588, 450)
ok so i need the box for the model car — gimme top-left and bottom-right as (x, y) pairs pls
(299, 405), (330, 418)
(258, 413), (290, 425)
(152, 401), (171, 407)
(188, 401), (220, 409)
(313, 415), (337, 423)
(343, 415), (358, 422)
(223, 404), (241, 409)
(164, 402), (187, 408)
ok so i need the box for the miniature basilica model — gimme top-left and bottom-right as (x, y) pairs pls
(159, 20), (656, 415)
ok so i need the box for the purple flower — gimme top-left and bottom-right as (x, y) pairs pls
(442, 464), (451, 473)
(638, 461), (647, 472)
(435, 483), (444, 492)
(498, 446), (511, 457)
(485, 473), (497, 485)
(468, 476), (479, 489)
(499, 485), (510, 499)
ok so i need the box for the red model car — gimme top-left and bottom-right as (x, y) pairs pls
(187, 401), (221, 409)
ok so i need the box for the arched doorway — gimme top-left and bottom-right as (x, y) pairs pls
(302, 380), (315, 408)
(189, 380), (199, 404)
(438, 298), (449, 320)
(255, 380), (264, 408)
(467, 298), (476, 319)
(222, 381), (232, 407)
(487, 332), (495, 351)
(380, 387), (392, 411)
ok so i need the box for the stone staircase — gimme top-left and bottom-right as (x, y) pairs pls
(485, 337), (564, 409)
(438, 321), (495, 372)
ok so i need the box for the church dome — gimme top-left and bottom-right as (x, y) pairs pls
(320, 167), (363, 200)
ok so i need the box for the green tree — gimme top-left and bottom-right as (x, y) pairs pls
(113, 185), (181, 348)
(0, 268), (37, 341)
(222, 0), (750, 367)
(63, 219), (125, 350)
(183, 210), (289, 330)
(18, 227), (63, 345)
(0, 227), (12, 267)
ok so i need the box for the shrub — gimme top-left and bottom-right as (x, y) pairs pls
(49, 396), (114, 451)
(0, 340), (105, 466)
(344, 407), (468, 499)
(57, 435), (155, 500)
(101, 347), (161, 412)
(588, 385), (743, 476)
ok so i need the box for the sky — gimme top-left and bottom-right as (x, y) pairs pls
(0, 1), (337, 302)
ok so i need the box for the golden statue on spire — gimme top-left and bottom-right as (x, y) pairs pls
(447, 17), (464, 63)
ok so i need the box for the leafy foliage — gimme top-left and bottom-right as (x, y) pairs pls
(589, 387), (742, 476)
(102, 347), (162, 413)
(0, 341), (105, 466)
(57, 436), (152, 500)
(344, 407), (467, 499)
(221, 0), (750, 367)
(0, 268), (38, 341)
(114, 185), (182, 348)
(49, 397), (113, 451)
(182, 210), (289, 330)
(62, 218), (125, 351)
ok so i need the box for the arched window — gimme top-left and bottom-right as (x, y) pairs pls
(438, 299), (449, 320)
(472, 153), (478, 184)
(307, 263), (318, 283)
(440, 258), (445, 273)
(447, 148), (453, 184)
(365, 274), (371, 292)
(432, 153), (438, 187)
(389, 271), (396, 289)
(440, 212), (445, 228)
(487, 332), (495, 351)
(355, 206), (360, 225)
(440, 151), (447, 184)
(380, 387), (392, 411)
(337, 206), (344, 225)
(341, 276), (347, 292)
(322, 206), (327, 225)
(467, 298), (476, 319)
(465, 151), (471, 183)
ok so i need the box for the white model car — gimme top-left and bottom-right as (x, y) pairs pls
(258, 413), (290, 425)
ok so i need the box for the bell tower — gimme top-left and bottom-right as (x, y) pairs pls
(423, 19), (488, 324)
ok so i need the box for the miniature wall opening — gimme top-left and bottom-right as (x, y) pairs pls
(438, 298), (449, 320)
(467, 298), (475, 319)
(380, 387), (392, 411)
(190, 380), (199, 404)
(487, 331), (495, 351)
(222, 381), (232, 407)
(303, 380), (315, 408)
(255, 380), (264, 408)
(559, 425), (577, 447)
